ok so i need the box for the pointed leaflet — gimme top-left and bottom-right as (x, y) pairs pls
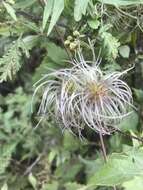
(47, 0), (64, 35)
(3, 2), (17, 21)
(74, 0), (90, 21)
(42, 0), (54, 30)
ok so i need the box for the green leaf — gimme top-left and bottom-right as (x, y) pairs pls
(1, 183), (8, 190)
(74, 0), (90, 21)
(99, 0), (143, 6)
(0, 38), (29, 82)
(48, 149), (58, 164)
(32, 42), (68, 82)
(99, 25), (120, 60)
(47, 0), (64, 35)
(0, 142), (17, 175)
(109, 134), (122, 152)
(28, 173), (37, 190)
(79, 156), (104, 179)
(87, 19), (100, 29)
(63, 131), (80, 151)
(88, 148), (143, 186)
(3, 2), (17, 21)
(14, 0), (36, 9)
(119, 45), (130, 58)
(42, 0), (54, 30)
(133, 88), (143, 102)
(64, 182), (90, 190)
(122, 176), (143, 190)
(46, 42), (68, 65)
(103, 62), (121, 72)
(22, 20), (40, 33)
(117, 111), (139, 132)
(42, 181), (58, 190)
(22, 35), (39, 50)
(55, 161), (82, 182)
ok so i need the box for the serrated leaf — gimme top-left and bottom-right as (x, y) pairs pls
(119, 45), (130, 58)
(42, 0), (54, 30)
(0, 39), (28, 82)
(46, 42), (68, 64)
(122, 176), (143, 190)
(88, 148), (143, 186)
(99, 25), (120, 60)
(3, 2), (17, 21)
(47, 0), (64, 35)
(79, 156), (104, 179)
(74, 0), (90, 21)
(0, 142), (17, 175)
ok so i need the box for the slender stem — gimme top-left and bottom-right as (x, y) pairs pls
(24, 154), (42, 175)
(99, 130), (117, 190)
(116, 129), (143, 143)
(99, 130), (107, 162)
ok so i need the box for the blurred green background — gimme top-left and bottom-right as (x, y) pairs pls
(0, 0), (143, 189)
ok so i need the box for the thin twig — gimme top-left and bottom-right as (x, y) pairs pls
(24, 154), (42, 176)
(16, 10), (42, 23)
(54, 26), (73, 62)
(116, 129), (143, 143)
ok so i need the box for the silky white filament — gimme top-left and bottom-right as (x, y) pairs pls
(33, 52), (134, 137)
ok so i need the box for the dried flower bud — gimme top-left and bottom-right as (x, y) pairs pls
(73, 30), (80, 37)
(69, 42), (77, 50)
(64, 40), (70, 46)
(67, 36), (73, 41)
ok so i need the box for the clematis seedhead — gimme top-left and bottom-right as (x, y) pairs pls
(33, 52), (133, 137)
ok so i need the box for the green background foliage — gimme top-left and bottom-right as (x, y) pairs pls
(0, 0), (143, 189)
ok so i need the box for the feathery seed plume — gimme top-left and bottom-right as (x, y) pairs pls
(33, 52), (133, 137)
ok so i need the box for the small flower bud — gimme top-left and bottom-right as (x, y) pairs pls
(64, 40), (70, 46)
(67, 36), (73, 41)
(73, 30), (80, 37)
(69, 42), (77, 50)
